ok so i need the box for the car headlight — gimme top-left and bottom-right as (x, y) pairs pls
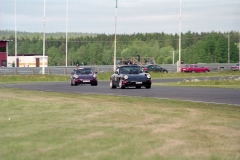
(73, 74), (78, 78)
(124, 75), (128, 79)
(146, 74), (151, 79)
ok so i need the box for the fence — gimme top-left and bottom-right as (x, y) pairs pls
(0, 63), (236, 75)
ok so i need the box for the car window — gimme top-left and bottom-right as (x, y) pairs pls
(120, 66), (143, 74)
(75, 68), (93, 74)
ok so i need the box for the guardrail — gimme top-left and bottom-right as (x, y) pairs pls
(0, 63), (235, 75)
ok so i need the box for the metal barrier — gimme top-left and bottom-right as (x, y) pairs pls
(0, 63), (235, 75)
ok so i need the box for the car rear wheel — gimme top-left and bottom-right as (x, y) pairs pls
(163, 70), (168, 73)
(119, 79), (125, 89)
(110, 80), (116, 89)
(145, 85), (151, 89)
(191, 70), (195, 73)
(91, 83), (98, 86)
(70, 79), (73, 86)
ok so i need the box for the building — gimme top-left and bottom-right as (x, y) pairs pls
(1, 39), (48, 67)
(8, 54), (48, 67)
(0, 40), (12, 67)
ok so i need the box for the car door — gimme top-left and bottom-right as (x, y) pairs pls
(198, 65), (204, 72)
(155, 65), (163, 72)
(194, 65), (200, 72)
(147, 65), (153, 72)
(151, 65), (156, 72)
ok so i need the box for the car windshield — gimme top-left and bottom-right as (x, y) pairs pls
(119, 66), (143, 74)
(75, 68), (93, 75)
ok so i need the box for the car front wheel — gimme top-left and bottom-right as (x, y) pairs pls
(73, 79), (77, 86)
(119, 79), (125, 89)
(110, 80), (116, 89)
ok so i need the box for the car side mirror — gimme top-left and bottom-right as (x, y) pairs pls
(114, 71), (118, 74)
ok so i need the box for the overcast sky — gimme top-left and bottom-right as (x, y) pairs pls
(0, 0), (239, 34)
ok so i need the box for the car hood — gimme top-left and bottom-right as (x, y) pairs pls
(77, 74), (95, 79)
(125, 73), (149, 81)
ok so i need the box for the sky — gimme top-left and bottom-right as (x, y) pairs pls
(0, 0), (239, 35)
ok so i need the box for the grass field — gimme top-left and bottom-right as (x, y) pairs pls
(0, 72), (240, 159)
(154, 76), (240, 89)
(0, 88), (240, 160)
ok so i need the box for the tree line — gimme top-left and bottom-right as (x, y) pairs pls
(1, 30), (239, 66)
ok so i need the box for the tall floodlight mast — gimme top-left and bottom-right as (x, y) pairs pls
(15, 0), (17, 67)
(42, 0), (46, 74)
(178, 0), (182, 72)
(113, 0), (118, 71)
(66, 0), (68, 67)
(239, 34), (240, 71)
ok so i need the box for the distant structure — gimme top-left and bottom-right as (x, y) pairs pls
(0, 39), (48, 67)
(0, 40), (12, 67)
(8, 54), (48, 67)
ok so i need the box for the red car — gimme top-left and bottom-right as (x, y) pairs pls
(230, 63), (239, 71)
(181, 64), (211, 73)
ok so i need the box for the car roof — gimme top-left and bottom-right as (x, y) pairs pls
(75, 67), (92, 70)
(74, 68), (93, 71)
(118, 65), (140, 67)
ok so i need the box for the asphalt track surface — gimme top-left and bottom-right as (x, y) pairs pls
(2, 77), (240, 106)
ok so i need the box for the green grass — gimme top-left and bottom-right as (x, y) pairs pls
(0, 71), (240, 83)
(149, 70), (240, 79)
(154, 76), (240, 89)
(0, 75), (69, 83)
(0, 88), (240, 160)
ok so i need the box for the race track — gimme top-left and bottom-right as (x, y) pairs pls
(2, 78), (240, 106)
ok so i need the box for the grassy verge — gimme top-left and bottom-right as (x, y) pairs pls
(149, 71), (240, 79)
(154, 76), (240, 89)
(0, 71), (240, 83)
(0, 88), (240, 160)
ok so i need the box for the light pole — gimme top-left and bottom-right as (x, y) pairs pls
(172, 51), (175, 65)
(113, 0), (117, 71)
(66, 0), (68, 67)
(15, 0), (17, 67)
(228, 34), (230, 63)
(178, 0), (181, 72)
(42, 0), (46, 74)
(239, 34), (240, 71)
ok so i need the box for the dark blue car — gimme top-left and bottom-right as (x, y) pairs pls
(110, 65), (152, 89)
